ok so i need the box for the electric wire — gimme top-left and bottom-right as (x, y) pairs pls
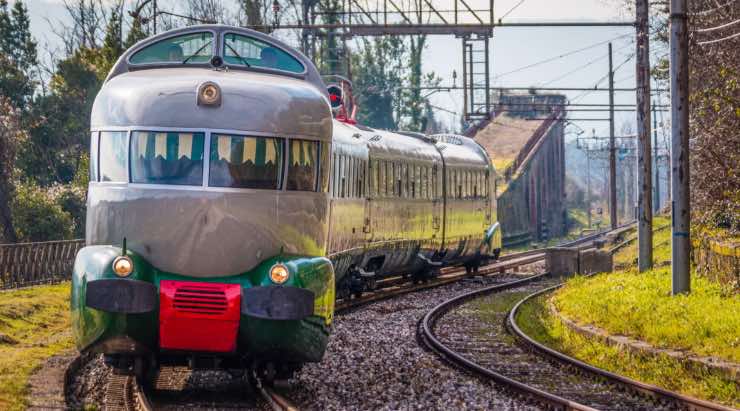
(491, 33), (632, 81)
(698, 31), (740, 45)
(499, 0), (527, 21)
(694, 18), (740, 33)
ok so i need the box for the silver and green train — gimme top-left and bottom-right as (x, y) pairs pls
(71, 24), (501, 380)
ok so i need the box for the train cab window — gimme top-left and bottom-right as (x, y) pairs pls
(131, 131), (205, 185)
(287, 139), (319, 191)
(99, 131), (128, 182)
(223, 33), (305, 73)
(90, 132), (98, 182)
(129, 32), (213, 65)
(420, 166), (427, 199)
(209, 134), (283, 189)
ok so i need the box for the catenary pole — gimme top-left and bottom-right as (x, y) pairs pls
(653, 102), (660, 211)
(636, 0), (653, 271)
(670, 0), (691, 294)
(608, 43), (617, 230)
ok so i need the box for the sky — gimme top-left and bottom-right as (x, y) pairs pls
(15, 0), (671, 147)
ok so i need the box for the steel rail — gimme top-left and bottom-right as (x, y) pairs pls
(257, 378), (300, 411)
(508, 285), (738, 411)
(418, 273), (599, 411)
(103, 373), (152, 411)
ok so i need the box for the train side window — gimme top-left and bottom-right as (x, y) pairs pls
(287, 139), (318, 191)
(385, 161), (396, 197)
(475, 171), (480, 198)
(466, 170), (471, 199)
(402, 163), (408, 198)
(90, 132), (99, 182)
(319, 142), (330, 193)
(338, 155), (345, 197)
(99, 131), (128, 182)
(209, 134), (283, 189)
(330, 153), (337, 197)
(357, 160), (365, 198)
(378, 160), (385, 197)
(457, 170), (463, 199)
(131, 131), (205, 185)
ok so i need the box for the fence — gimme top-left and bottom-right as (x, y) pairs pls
(0, 239), (84, 289)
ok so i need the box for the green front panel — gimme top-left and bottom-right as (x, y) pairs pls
(72, 246), (334, 362)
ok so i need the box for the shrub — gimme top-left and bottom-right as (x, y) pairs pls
(11, 182), (73, 242)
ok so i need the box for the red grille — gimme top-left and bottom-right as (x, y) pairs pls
(159, 280), (241, 352)
(173, 285), (228, 315)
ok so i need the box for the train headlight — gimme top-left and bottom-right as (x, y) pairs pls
(197, 82), (221, 107)
(112, 256), (134, 277)
(269, 263), (290, 284)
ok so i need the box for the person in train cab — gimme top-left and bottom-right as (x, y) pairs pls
(260, 47), (278, 68)
(167, 44), (184, 62)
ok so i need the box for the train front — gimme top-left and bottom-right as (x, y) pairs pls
(71, 26), (334, 378)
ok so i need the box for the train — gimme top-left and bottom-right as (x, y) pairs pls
(71, 25), (501, 381)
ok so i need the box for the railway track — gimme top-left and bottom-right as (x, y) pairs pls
(104, 372), (151, 411)
(509, 285), (737, 411)
(418, 259), (735, 410)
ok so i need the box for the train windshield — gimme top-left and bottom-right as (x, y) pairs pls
(223, 33), (304, 73)
(131, 131), (205, 185)
(129, 32), (214, 65)
(209, 134), (283, 189)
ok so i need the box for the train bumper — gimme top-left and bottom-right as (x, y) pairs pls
(72, 246), (334, 363)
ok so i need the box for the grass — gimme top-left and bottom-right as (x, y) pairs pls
(0, 282), (74, 410)
(515, 294), (740, 407)
(513, 216), (740, 406)
(554, 268), (740, 363)
(613, 215), (672, 267)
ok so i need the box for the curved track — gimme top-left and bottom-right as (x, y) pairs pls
(509, 285), (737, 411)
(419, 253), (735, 411)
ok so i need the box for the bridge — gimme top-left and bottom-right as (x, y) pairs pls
(468, 92), (567, 246)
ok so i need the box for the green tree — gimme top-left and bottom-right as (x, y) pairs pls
(98, 6), (124, 78)
(124, 14), (148, 49)
(351, 37), (405, 130)
(0, 99), (24, 242)
(0, 0), (36, 108)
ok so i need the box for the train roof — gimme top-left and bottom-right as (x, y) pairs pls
(91, 68), (333, 141)
(106, 25), (326, 93)
(331, 123), (492, 171)
(431, 134), (491, 169)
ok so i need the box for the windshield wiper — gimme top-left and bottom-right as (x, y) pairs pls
(224, 43), (251, 67)
(182, 39), (213, 64)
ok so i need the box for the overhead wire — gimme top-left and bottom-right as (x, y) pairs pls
(491, 33), (632, 81)
(698, 31), (740, 45)
(499, 0), (527, 21)
(537, 40), (635, 87)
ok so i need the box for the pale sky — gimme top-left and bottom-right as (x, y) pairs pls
(16, 0), (670, 142)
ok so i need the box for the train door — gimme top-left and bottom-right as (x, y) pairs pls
(432, 162), (443, 250)
(364, 159), (373, 241)
(483, 169), (492, 226)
